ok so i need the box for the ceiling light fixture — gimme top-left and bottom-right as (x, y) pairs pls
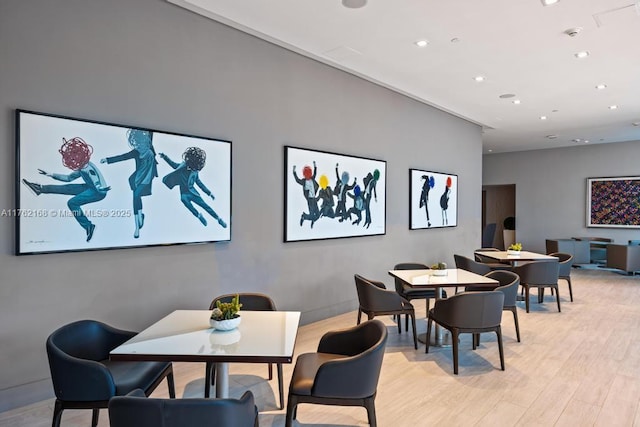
(541, 0), (560, 5)
(572, 138), (582, 142)
(474, 76), (485, 82)
(595, 84), (607, 90)
(499, 93), (515, 99)
(513, 100), (521, 105)
(633, 122), (640, 127)
(546, 134), (558, 139)
(415, 40), (429, 48)
(609, 105), (618, 110)
(540, 116), (548, 120)
(342, 0), (367, 8)
(574, 51), (590, 59)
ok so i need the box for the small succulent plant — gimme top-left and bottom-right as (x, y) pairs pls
(210, 294), (242, 320)
(430, 262), (447, 270)
(508, 242), (523, 251)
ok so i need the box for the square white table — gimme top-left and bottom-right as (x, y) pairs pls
(110, 310), (301, 399)
(388, 268), (498, 346)
(475, 250), (557, 265)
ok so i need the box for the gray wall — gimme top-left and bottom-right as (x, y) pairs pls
(0, 0), (482, 410)
(483, 141), (640, 254)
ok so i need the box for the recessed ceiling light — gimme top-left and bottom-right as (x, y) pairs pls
(540, 116), (548, 120)
(342, 0), (367, 8)
(415, 40), (429, 48)
(595, 84), (607, 90)
(546, 134), (558, 139)
(499, 93), (516, 99)
(633, 122), (640, 127)
(572, 138), (582, 142)
(574, 51), (590, 59)
(474, 76), (485, 82)
(488, 149), (493, 152)
(609, 105), (618, 110)
(584, 140), (590, 143)
(513, 100), (521, 105)
(450, 37), (460, 43)
(541, 0), (560, 5)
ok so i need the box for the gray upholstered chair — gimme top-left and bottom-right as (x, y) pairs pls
(206, 293), (283, 408)
(46, 320), (175, 427)
(474, 248), (513, 271)
(513, 260), (560, 313)
(354, 274), (417, 349)
(486, 270), (521, 342)
(454, 254), (498, 291)
(425, 291), (505, 374)
(549, 252), (574, 301)
(393, 262), (444, 328)
(285, 319), (388, 427)
(109, 389), (258, 427)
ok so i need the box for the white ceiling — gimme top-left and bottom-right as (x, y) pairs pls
(168, 0), (640, 153)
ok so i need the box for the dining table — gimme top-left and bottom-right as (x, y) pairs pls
(475, 250), (557, 266)
(110, 310), (301, 399)
(388, 268), (498, 346)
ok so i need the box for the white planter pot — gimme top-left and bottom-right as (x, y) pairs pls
(209, 316), (241, 331)
(506, 250), (521, 256)
(432, 269), (448, 276)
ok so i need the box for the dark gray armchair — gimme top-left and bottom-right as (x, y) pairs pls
(513, 260), (560, 313)
(486, 270), (521, 342)
(205, 293), (283, 408)
(426, 291), (505, 375)
(285, 319), (388, 427)
(549, 252), (574, 301)
(46, 320), (175, 427)
(454, 254), (502, 291)
(355, 274), (417, 349)
(109, 389), (258, 427)
(393, 262), (444, 329)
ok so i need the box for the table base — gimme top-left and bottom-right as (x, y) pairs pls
(417, 331), (454, 347)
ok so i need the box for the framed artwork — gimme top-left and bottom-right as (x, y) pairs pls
(587, 176), (640, 228)
(284, 146), (386, 242)
(409, 169), (458, 229)
(15, 109), (231, 255)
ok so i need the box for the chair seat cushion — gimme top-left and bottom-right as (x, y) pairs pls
(102, 360), (171, 396)
(289, 352), (347, 396)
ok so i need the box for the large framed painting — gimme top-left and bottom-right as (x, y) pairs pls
(284, 146), (386, 242)
(15, 109), (231, 255)
(409, 169), (458, 229)
(587, 176), (640, 228)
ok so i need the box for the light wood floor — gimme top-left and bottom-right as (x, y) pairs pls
(3, 268), (640, 427)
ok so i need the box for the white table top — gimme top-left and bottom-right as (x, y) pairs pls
(388, 268), (498, 288)
(110, 310), (301, 364)
(475, 250), (557, 262)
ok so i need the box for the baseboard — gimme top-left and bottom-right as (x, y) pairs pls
(0, 378), (53, 413)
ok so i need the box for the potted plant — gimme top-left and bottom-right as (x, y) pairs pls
(507, 242), (522, 256)
(210, 294), (243, 331)
(430, 262), (448, 276)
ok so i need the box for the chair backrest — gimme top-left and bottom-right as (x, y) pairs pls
(454, 254), (491, 275)
(486, 270), (520, 307)
(314, 319), (388, 399)
(474, 248), (499, 263)
(433, 291), (504, 328)
(513, 260), (559, 285)
(46, 320), (131, 401)
(548, 252), (573, 277)
(482, 223), (497, 248)
(109, 390), (258, 427)
(210, 293), (276, 311)
(392, 262), (428, 294)
(354, 274), (399, 313)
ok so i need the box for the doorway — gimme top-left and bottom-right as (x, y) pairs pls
(482, 184), (516, 250)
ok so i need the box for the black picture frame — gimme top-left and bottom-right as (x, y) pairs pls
(587, 176), (640, 228)
(284, 146), (386, 242)
(15, 109), (232, 255)
(409, 168), (458, 229)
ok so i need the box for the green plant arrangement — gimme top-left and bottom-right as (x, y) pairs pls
(508, 242), (522, 251)
(210, 294), (242, 321)
(430, 262), (447, 270)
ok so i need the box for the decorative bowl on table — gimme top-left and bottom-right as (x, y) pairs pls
(209, 316), (241, 331)
(506, 250), (521, 256)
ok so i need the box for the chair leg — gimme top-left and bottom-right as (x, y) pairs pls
(167, 369), (176, 398)
(285, 394), (298, 427)
(426, 298), (430, 314)
(357, 309), (362, 325)
(555, 285), (561, 312)
(52, 400), (63, 427)
(567, 277), (574, 302)
(91, 409), (99, 427)
(511, 307), (521, 342)
(268, 363), (273, 380)
(425, 317), (433, 353)
(397, 315), (401, 334)
(496, 326), (505, 371)
(364, 396), (378, 427)
(405, 313), (409, 333)
(410, 312), (418, 350)
(525, 286), (530, 313)
(538, 287), (544, 304)
(204, 362), (212, 398)
(452, 329), (459, 375)
(277, 363), (284, 410)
